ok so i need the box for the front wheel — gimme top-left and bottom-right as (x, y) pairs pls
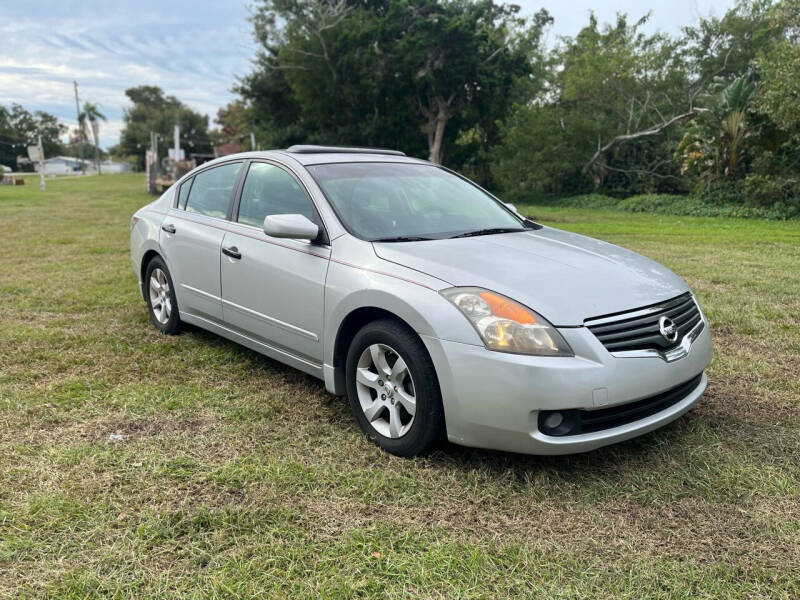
(345, 319), (444, 457)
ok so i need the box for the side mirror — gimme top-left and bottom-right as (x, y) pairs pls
(263, 214), (319, 240)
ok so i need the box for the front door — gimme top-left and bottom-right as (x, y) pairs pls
(220, 161), (330, 362)
(160, 161), (243, 322)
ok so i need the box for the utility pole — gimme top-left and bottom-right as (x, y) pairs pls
(73, 81), (85, 175)
(250, 131), (256, 151)
(38, 135), (45, 191)
(173, 124), (180, 180)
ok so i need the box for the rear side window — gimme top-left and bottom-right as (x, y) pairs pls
(185, 162), (243, 219)
(237, 162), (319, 227)
(177, 178), (192, 209)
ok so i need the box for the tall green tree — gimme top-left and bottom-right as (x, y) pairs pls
(119, 86), (212, 169)
(754, 1), (800, 131)
(0, 106), (14, 168)
(493, 13), (694, 194)
(0, 104), (66, 168)
(682, 0), (781, 82)
(239, 0), (549, 182)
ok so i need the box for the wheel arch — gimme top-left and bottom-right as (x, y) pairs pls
(139, 249), (163, 299)
(323, 283), (480, 396)
(329, 306), (420, 396)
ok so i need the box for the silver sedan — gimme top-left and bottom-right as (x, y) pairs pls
(131, 146), (712, 457)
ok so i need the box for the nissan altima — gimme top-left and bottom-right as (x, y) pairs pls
(130, 145), (712, 457)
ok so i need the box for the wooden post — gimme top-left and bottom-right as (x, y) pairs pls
(146, 131), (155, 195)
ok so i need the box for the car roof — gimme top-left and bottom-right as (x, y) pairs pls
(199, 148), (430, 168)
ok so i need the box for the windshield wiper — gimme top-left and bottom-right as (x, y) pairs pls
(449, 227), (527, 239)
(371, 235), (435, 242)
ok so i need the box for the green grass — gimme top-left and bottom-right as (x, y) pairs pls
(1, 174), (798, 598)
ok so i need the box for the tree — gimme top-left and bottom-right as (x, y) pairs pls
(0, 106), (14, 168)
(683, 0), (781, 83)
(756, 41), (800, 132)
(119, 86), (212, 168)
(563, 15), (696, 187)
(493, 13), (694, 194)
(754, 1), (800, 132)
(0, 104), (66, 168)
(676, 75), (758, 180)
(394, 0), (542, 163)
(78, 102), (106, 174)
(213, 101), (252, 150)
(239, 0), (548, 181)
(491, 103), (591, 196)
(11, 104), (66, 157)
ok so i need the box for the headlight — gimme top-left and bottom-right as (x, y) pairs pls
(441, 287), (573, 356)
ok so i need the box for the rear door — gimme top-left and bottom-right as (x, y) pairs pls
(160, 161), (244, 322)
(220, 160), (330, 362)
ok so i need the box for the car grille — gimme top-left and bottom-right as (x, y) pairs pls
(538, 373), (704, 436)
(585, 293), (702, 353)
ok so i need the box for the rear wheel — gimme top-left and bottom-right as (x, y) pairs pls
(345, 319), (444, 457)
(144, 256), (182, 334)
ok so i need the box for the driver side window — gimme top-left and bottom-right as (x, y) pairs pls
(237, 162), (319, 228)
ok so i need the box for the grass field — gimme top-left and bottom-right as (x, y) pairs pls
(1, 174), (798, 598)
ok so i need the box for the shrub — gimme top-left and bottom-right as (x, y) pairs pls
(742, 174), (800, 208)
(515, 191), (799, 220)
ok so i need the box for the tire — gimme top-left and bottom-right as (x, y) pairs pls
(345, 318), (444, 457)
(144, 256), (182, 334)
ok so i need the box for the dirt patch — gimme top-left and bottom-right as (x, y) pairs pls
(100, 416), (216, 441)
(2, 413), (219, 447)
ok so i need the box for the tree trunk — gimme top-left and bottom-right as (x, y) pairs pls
(425, 95), (451, 164)
(91, 120), (101, 175)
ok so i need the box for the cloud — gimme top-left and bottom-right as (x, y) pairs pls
(0, 1), (255, 148)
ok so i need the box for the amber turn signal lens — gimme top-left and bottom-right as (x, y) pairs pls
(479, 292), (537, 324)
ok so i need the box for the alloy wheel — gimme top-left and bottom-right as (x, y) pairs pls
(149, 268), (172, 324)
(355, 343), (417, 438)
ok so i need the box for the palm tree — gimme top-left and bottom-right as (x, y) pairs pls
(676, 75), (757, 180)
(78, 102), (106, 174)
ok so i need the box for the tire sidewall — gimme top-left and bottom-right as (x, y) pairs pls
(345, 320), (442, 456)
(144, 257), (181, 334)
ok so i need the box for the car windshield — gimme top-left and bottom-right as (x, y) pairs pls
(306, 162), (525, 241)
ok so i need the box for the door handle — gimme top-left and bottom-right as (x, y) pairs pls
(161, 223), (176, 234)
(222, 245), (241, 260)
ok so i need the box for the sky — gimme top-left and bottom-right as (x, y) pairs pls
(0, 0), (736, 150)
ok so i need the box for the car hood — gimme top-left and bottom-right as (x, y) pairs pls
(372, 227), (689, 326)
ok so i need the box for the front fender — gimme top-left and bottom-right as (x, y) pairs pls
(322, 258), (482, 394)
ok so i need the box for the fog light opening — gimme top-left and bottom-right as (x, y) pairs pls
(543, 412), (564, 429)
(538, 409), (580, 436)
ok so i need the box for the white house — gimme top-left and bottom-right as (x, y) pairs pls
(34, 156), (133, 175)
(35, 156), (91, 175)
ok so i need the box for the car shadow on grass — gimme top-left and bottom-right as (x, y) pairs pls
(174, 324), (790, 493)
(181, 325), (715, 477)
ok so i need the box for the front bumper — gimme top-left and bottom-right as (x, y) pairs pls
(421, 318), (712, 455)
